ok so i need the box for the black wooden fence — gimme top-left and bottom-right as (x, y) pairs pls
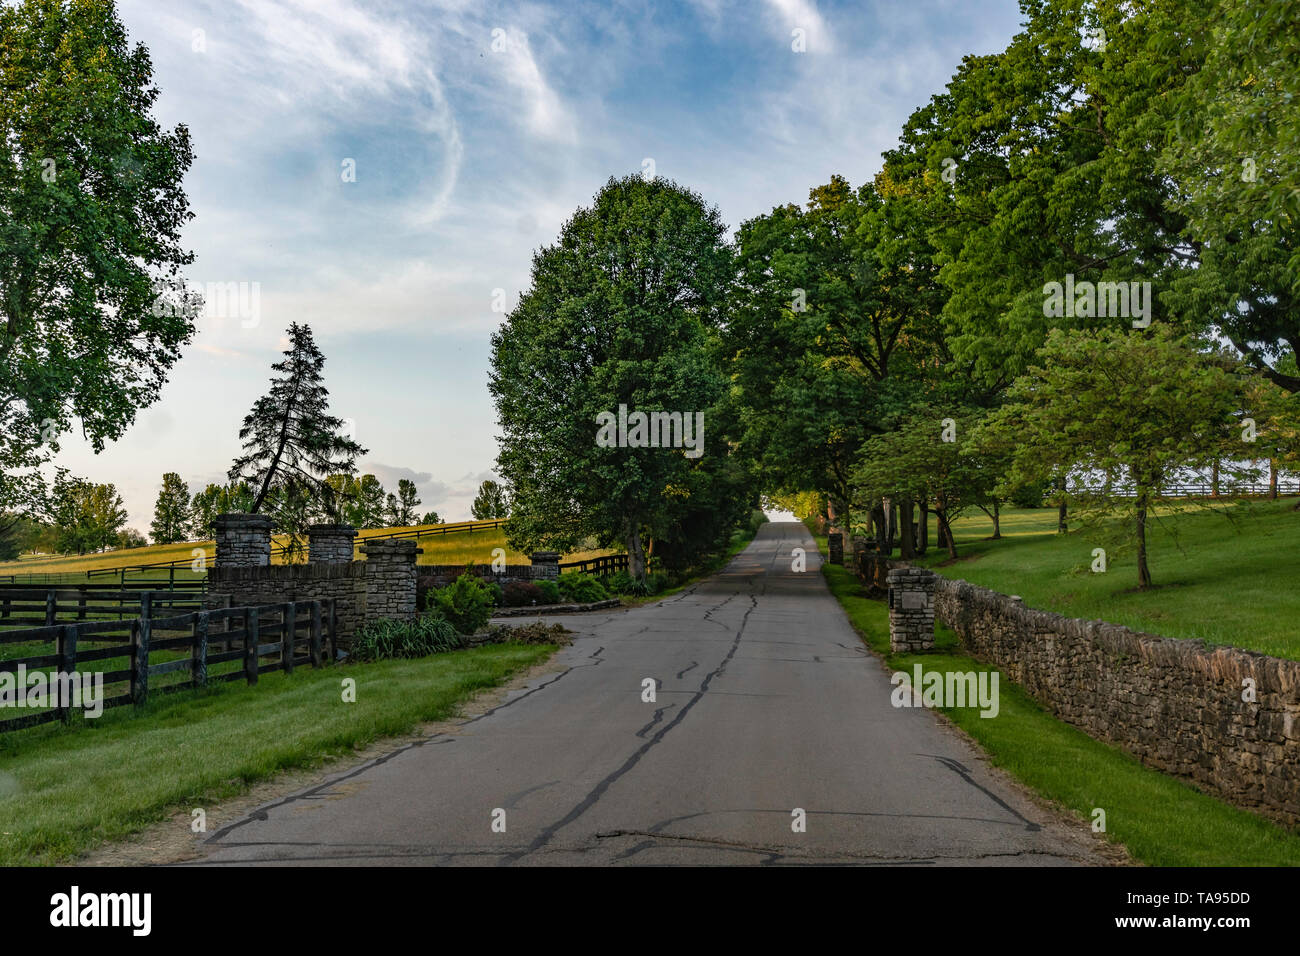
(0, 594), (337, 735)
(558, 554), (630, 576)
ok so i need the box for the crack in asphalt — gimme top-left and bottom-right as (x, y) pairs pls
(497, 594), (760, 864)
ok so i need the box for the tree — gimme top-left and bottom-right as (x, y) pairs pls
(45, 470), (127, 554)
(386, 478), (420, 526)
(1161, 0), (1300, 392)
(420, 510), (441, 525)
(855, 408), (996, 559)
(726, 175), (948, 538)
(262, 482), (314, 564)
(150, 472), (191, 543)
(190, 481), (254, 538)
(490, 175), (735, 587)
(323, 473), (387, 528)
(470, 480), (508, 520)
(229, 322), (366, 514)
(977, 326), (1253, 589)
(116, 527), (147, 549)
(0, 0), (198, 516)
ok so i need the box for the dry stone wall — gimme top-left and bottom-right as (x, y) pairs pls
(932, 576), (1300, 829)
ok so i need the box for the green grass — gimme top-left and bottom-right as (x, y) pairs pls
(811, 529), (1300, 866)
(905, 497), (1300, 661)
(0, 643), (554, 865)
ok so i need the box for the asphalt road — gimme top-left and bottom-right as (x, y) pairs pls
(195, 520), (1105, 866)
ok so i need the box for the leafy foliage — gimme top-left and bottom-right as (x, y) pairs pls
(556, 571), (609, 604)
(428, 571), (497, 635)
(349, 614), (463, 662)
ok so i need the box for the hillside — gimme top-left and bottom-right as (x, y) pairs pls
(910, 497), (1300, 661)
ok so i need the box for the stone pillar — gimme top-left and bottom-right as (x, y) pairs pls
(530, 551), (561, 581)
(851, 535), (869, 577)
(308, 524), (356, 564)
(361, 540), (422, 622)
(887, 567), (937, 653)
(213, 514), (272, 568)
(828, 532), (844, 565)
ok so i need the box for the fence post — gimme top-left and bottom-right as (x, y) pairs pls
(132, 593), (152, 707)
(57, 624), (78, 724)
(44, 589), (56, 627)
(244, 607), (260, 685)
(282, 602), (296, 673)
(193, 611), (209, 687)
(310, 601), (322, 668)
(77, 590), (87, 621)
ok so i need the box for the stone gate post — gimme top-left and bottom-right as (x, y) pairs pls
(308, 524), (357, 564)
(213, 514), (272, 568)
(887, 567), (937, 653)
(361, 540), (422, 622)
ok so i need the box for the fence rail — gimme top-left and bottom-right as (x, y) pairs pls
(0, 585), (206, 630)
(1092, 481), (1300, 499)
(0, 596), (335, 736)
(559, 554), (630, 576)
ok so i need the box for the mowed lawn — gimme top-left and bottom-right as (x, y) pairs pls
(0, 643), (555, 865)
(912, 497), (1300, 661)
(0, 522), (616, 579)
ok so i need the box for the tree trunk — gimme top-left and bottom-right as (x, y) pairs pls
(991, 500), (1001, 538)
(1270, 459), (1278, 500)
(884, 499), (897, 555)
(1136, 496), (1151, 590)
(626, 525), (647, 586)
(918, 503), (929, 555)
(872, 502), (887, 553)
(937, 510), (957, 559)
(1211, 459), (1220, 498)
(1056, 475), (1068, 533)
(899, 497), (915, 560)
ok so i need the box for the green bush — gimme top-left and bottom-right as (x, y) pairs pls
(605, 570), (634, 594)
(646, 571), (670, 594)
(557, 571), (609, 603)
(535, 579), (561, 604)
(349, 614), (463, 661)
(429, 571), (497, 635)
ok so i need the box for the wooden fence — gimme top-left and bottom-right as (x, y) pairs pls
(0, 584), (206, 628)
(0, 595), (337, 735)
(559, 554), (630, 576)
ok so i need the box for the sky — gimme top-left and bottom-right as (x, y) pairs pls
(56, 0), (1027, 531)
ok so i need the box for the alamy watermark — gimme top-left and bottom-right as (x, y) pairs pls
(0, 667), (104, 718)
(890, 664), (999, 718)
(595, 405), (704, 458)
(1042, 274), (1152, 328)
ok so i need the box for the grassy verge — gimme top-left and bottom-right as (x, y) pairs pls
(0, 643), (554, 865)
(912, 497), (1300, 660)
(809, 528), (1300, 866)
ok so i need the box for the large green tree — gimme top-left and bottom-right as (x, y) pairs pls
(977, 326), (1254, 589)
(1, 0), (197, 515)
(149, 471), (191, 543)
(490, 175), (740, 587)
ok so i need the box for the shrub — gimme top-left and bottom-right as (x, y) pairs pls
(605, 570), (634, 595)
(557, 571), (609, 604)
(535, 579), (561, 604)
(503, 580), (544, 607)
(646, 571), (670, 595)
(429, 571), (497, 635)
(349, 614), (463, 661)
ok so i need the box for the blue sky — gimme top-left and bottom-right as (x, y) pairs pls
(59, 0), (1026, 530)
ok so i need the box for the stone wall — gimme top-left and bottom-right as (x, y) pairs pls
(886, 567), (936, 653)
(208, 562), (366, 644)
(933, 576), (1300, 829)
